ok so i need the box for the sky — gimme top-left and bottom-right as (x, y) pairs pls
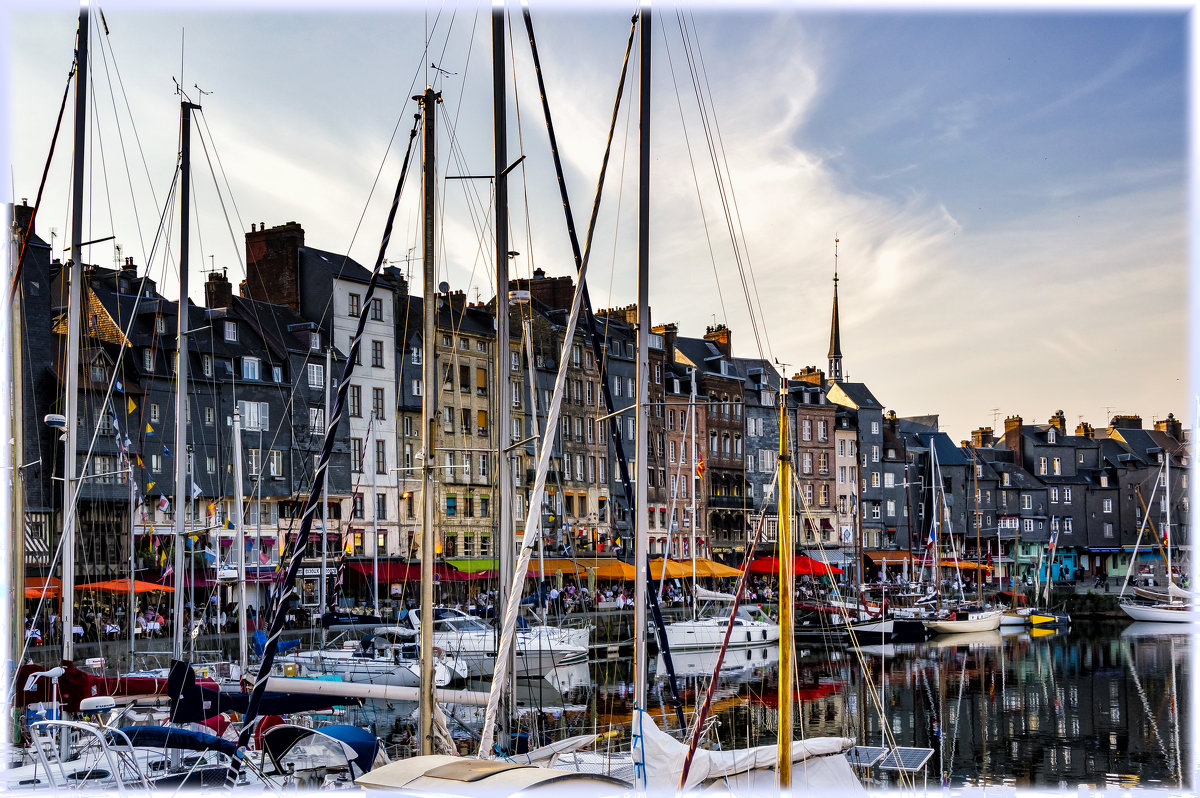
(2, 1), (1192, 443)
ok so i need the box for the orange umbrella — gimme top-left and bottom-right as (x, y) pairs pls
(76, 579), (175, 594)
(691, 558), (743, 578)
(649, 558), (689, 579)
(24, 586), (60, 599)
(592, 560), (636, 580)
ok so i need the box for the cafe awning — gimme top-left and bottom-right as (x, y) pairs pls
(865, 551), (914, 565)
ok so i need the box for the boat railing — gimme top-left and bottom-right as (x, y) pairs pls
(29, 720), (151, 794)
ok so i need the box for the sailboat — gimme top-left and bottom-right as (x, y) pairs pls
(1119, 459), (1196, 623)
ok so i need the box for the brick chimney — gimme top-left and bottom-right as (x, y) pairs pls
(652, 323), (677, 364)
(245, 221), (304, 311)
(444, 290), (467, 313)
(1074, 421), (1094, 439)
(793, 366), (824, 387)
(1048, 409), (1067, 434)
(382, 265), (408, 296)
(510, 267), (575, 310)
(205, 269), (233, 309)
(1109, 414), (1143, 430)
(1154, 413), (1183, 442)
(1003, 415), (1023, 464)
(972, 427), (995, 448)
(704, 323), (732, 357)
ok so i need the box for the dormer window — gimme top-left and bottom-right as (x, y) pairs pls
(242, 357), (261, 381)
(155, 316), (166, 335)
(224, 321), (238, 342)
(1047, 429), (1056, 444)
(1002, 472), (1011, 486)
(1100, 474), (1109, 488)
(89, 363), (106, 383)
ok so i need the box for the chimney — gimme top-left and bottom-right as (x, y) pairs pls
(885, 409), (899, 434)
(382, 265), (409, 297)
(971, 427), (995, 448)
(704, 323), (732, 357)
(1154, 413), (1183, 442)
(244, 221), (304, 311)
(1003, 415), (1023, 464)
(793, 366), (824, 386)
(1074, 421), (1094, 439)
(14, 199), (34, 239)
(1109, 414), (1143, 430)
(205, 269), (233, 309)
(445, 290), (467, 313)
(653, 323), (677, 364)
(1048, 409), (1067, 434)
(510, 268), (574, 310)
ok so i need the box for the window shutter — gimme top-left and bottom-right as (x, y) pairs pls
(477, 410), (487, 429)
(260, 402), (270, 430)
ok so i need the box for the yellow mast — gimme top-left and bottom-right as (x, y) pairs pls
(777, 386), (794, 788)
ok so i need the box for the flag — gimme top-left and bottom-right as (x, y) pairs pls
(135, 454), (144, 468)
(163, 446), (172, 458)
(158, 496), (170, 513)
(114, 379), (125, 393)
(146, 480), (155, 491)
(203, 549), (217, 565)
(925, 520), (937, 550)
(344, 534), (354, 555)
(145, 423), (154, 436)
(127, 396), (136, 414)
(695, 455), (705, 478)
(225, 517), (235, 530)
(163, 563), (173, 580)
(259, 549), (271, 565)
(191, 481), (203, 500)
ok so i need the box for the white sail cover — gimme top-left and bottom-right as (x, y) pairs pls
(693, 585), (736, 603)
(1169, 583), (1192, 600)
(631, 710), (860, 794)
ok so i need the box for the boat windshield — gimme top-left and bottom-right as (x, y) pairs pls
(435, 616), (489, 632)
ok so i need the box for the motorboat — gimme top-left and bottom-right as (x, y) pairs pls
(663, 604), (780, 650)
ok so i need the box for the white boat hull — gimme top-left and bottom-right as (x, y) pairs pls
(1119, 601), (1199, 623)
(663, 618), (780, 650)
(922, 609), (1003, 635)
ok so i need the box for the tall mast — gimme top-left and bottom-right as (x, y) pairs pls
(689, 367), (697, 619)
(632, 0), (651, 716)
(171, 101), (198, 660)
(61, 4), (89, 667)
(370, 416), (379, 618)
(321, 344), (331, 641)
(492, 0), (516, 746)
(233, 408), (248, 677)
(776, 384), (795, 788)
(1166, 450), (1172, 585)
(417, 85), (440, 757)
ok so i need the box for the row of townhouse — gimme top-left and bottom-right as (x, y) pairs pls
(18, 203), (1189, 603)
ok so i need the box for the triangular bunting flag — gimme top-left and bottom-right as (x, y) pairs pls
(127, 397), (137, 414)
(145, 423), (154, 436)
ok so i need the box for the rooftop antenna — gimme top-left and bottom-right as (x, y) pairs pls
(990, 408), (1001, 429)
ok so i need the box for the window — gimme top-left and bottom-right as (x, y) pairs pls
(819, 484), (829, 507)
(349, 385), (362, 417)
(1023, 518), (1033, 532)
(870, 504), (881, 520)
(1052, 457), (1061, 475)
(1063, 517), (1073, 533)
(307, 363), (325, 389)
(478, 454), (489, 478)
(370, 297), (383, 321)
(204, 406), (214, 426)
(247, 448), (261, 476)
(802, 419), (812, 441)
(883, 472), (895, 488)
(870, 471), (880, 488)
(374, 493), (387, 520)
(886, 499), (895, 517)
(1039, 457), (1047, 475)
(511, 383), (521, 409)
(375, 439), (387, 474)
(371, 341), (384, 368)
(446, 495), (457, 517)
(817, 420), (828, 442)
(1103, 498), (1113, 513)
(224, 321), (237, 342)
(802, 452), (813, 475)
(412, 379), (423, 396)
(351, 493), (364, 519)
(1050, 487), (1059, 503)
(143, 349), (155, 372)
(1021, 493), (1032, 510)
(201, 354), (213, 377)
(351, 438), (364, 472)
(1063, 486), (1072, 502)
(268, 449), (283, 476)
(206, 455), (216, 474)
(511, 351), (520, 371)
(348, 293), (361, 315)
(1002, 473), (1011, 486)
(309, 407), (325, 433)
(372, 387), (386, 419)
(242, 356), (260, 381)
(151, 454), (162, 472)
(1103, 522), (1114, 538)
(871, 445), (880, 463)
(871, 421), (880, 435)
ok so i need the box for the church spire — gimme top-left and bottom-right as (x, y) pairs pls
(828, 236), (843, 382)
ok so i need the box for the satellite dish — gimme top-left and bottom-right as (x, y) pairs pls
(438, 281), (449, 293)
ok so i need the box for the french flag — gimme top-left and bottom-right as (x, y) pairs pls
(925, 520), (937, 550)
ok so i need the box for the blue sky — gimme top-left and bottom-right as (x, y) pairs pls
(3, 2), (1191, 442)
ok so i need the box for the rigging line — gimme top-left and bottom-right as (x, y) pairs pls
(192, 111), (248, 273)
(232, 107), (422, 761)
(683, 10), (772, 362)
(7, 61), (75, 308)
(93, 16), (153, 278)
(659, 14), (728, 332)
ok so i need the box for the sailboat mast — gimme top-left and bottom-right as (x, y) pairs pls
(61, 4), (89, 667)
(233, 408), (248, 677)
(417, 85), (439, 757)
(1166, 451), (1171, 584)
(370, 417), (379, 617)
(776, 385), (795, 788)
(689, 367), (697, 620)
(320, 344), (330, 633)
(171, 101), (198, 660)
(632, 0), (651, 716)
(492, 0), (516, 745)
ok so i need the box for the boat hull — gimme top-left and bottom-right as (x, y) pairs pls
(1119, 601), (1199, 623)
(922, 609), (1002, 635)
